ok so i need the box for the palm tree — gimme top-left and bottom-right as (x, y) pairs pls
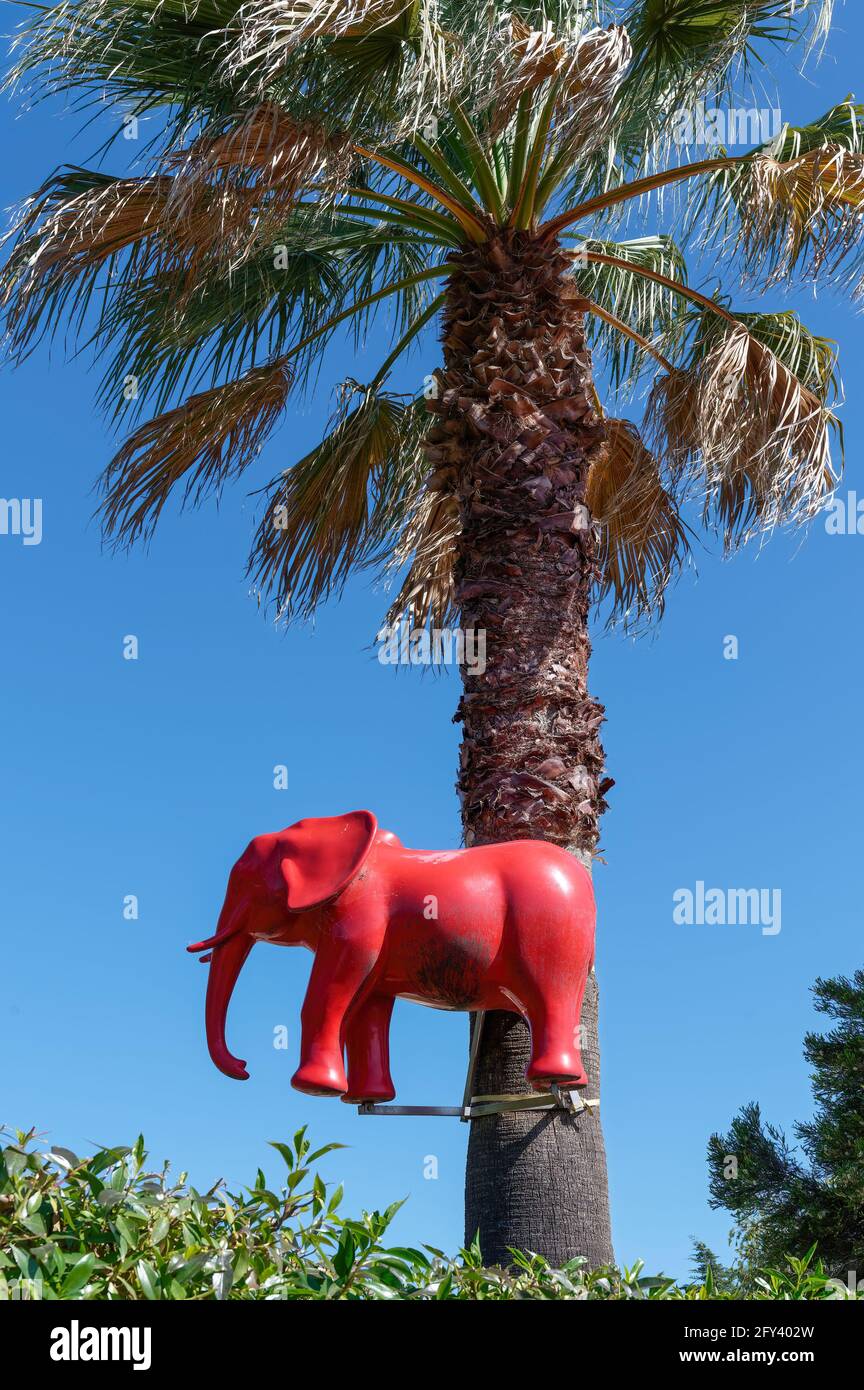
(2, 0), (858, 1269)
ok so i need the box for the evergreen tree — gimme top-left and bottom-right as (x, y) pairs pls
(708, 971), (864, 1280)
(688, 1239), (737, 1295)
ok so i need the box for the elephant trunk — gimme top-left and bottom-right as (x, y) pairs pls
(188, 901), (252, 1080)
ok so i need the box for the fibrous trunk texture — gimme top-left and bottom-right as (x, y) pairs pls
(425, 231), (614, 1269)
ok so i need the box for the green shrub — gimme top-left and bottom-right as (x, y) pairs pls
(1, 1126), (859, 1301)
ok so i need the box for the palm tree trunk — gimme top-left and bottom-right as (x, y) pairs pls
(426, 231), (614, 1268)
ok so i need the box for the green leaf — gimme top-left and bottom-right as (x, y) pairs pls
(4, 1148), (30, 1177)
(268, 1142), (295, 1171)
(97, 1189), (125, 1208)
(136, 1259), (161, 1301)
(62, 1254), (97, 1298)
(151, 1213), (171, 1245)
(306, 1143), (348, 1164)
(12, 1246), (39, 1282)
(46, 1147), (79, 1170)
(332, 1230), (357, 1281)
(113, 1214), (138, 1253)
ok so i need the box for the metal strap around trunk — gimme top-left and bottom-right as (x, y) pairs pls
(357, 1090), (598, 1119)
(355, 1011), (599, 1118)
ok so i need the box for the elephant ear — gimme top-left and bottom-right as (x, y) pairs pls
(279, 811), (378, 912)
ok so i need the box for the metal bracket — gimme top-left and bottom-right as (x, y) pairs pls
(357, 1089), (598, 1119)
(357, 1104), (465, 1117)
(356, 1014), (600, 1120)
(465, 1085), (598, 1119)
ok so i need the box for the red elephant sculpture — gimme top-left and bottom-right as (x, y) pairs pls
(188, 811), (594, 1101)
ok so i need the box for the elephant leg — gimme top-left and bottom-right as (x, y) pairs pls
(522, 978), (588, 1092)
(341, 994), (395, 1104)
(292, 940), (376, 1097)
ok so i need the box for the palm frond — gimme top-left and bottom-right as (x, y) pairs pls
(587, 416), (688, 621)
(543, 23), (634, 162)
(163, 104), (358, 272)
(91, 242), (336, 423)
(648, 308), (842, 544)
(383, 482), (459, 629)
(247, 382), (427, 619)
(3, 166), (445, 423)
(233, 0), (413, 55)
(5, 0), (244, 143)
(490, 14), (568, 134)
(568, 234), (690, 389)
(171, 102), (353, 229)
(556, 2), (836, 208)
(490, 17), (631, 143)
(622, 0), (834, 108)
(693, 101), (864, 288)
(0, 169), (180, 358)
(99, 356), (291, 545)
(738, 144), (864, 288)
(220, 0), (450, 134)
(0, 161), (289, 361)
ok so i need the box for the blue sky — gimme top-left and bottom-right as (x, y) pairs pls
(1, 5), (862, 1280)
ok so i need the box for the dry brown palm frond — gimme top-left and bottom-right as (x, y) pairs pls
(740, 145), (864, 286)
(489, 15), (567, 132)
(384, 483), (459, 630)
(248, 384), (418, 620)
(649, 324), (840, 545)
(587, 418), (688, 620)
(552, 23), (632, 159)
(6, 109), (352, 320)
(10, 174), (172, 273)
(4, 114), (353, 344)
(1, 175), (173, 354)
(0, 167), (271, 354)
(701, 326), (837, 539)
(100, 358), (292, 547)
(182, 103), (350, 183)
(646, 366), (702, 477)
(147, 177), (269, 296)
(167, 104), (353, 267)
(563, 24), (632, 117)
(491, 20), (631, 141)
(489, 15), (564, 139)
